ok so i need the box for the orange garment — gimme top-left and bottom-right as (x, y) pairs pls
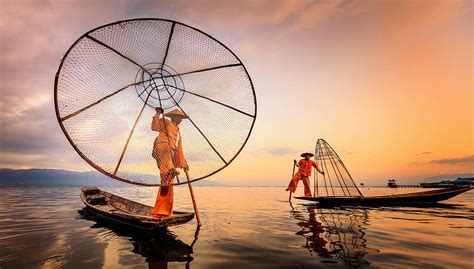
(287, 173), (312, 197)
(151, 115), (187, 216)
(286, 159), (320, 197)
(151, 116), (187, 170)
(297, 159), (318, 177)
(153, 143), (175, 176)
(152, 116), (179, 146)
(151, 177), (174, 216)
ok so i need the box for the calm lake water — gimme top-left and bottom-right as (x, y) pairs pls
(0, 186), (473, 268)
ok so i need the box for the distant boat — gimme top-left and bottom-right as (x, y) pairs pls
(81, 187), (194, 230)
(387, 179), (397, 188)
(386, 179), (420, 188)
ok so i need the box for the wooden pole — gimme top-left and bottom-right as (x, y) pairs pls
(314, 168), (317, 198)
(185, 170), (201, 226)
(289, 161), (296, 202)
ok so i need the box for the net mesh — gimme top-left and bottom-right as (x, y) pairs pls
(314, 139), (363, 197)
(55, 19), (256, 186)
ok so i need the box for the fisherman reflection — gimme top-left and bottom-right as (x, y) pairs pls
(151, 107), (189, 217)
(293, 207), (337, 258)
(292, 206), (377, 267)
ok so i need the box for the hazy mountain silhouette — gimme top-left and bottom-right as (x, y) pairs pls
(0, 168), (225, 187)
(420, 173), (474, 183)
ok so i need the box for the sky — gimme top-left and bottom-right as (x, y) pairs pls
(0, 0), (472, 186)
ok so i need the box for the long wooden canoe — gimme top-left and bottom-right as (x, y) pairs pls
(295, 186), (473, 206)
(80, 187), (194, 229)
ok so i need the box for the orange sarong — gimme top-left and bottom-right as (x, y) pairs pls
(150, 115), (188, 217)
(151, 140), (175, 216)
(287, 172), (312, 197)
(151, 183), (174, 216)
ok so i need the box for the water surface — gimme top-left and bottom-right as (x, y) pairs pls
(0, 187), (473, 268)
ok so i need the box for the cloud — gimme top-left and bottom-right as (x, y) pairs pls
(285, 0), (340, 32)
(430, 155), (474, 165)
(417, 151), (433, 155)
(0, 95), (65, 153)
(249, 146), (299, 157)
(265, 147), (298, 156)
(0, 0), (471, 181)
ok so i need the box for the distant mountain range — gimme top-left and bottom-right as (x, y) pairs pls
(0, 168), (225, 187)
(419, 173), (474, 183)
(0, 168), (471, 187)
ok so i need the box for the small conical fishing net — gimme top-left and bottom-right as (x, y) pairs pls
(314, 139), (363, 197)
(55, 19), (257, 186)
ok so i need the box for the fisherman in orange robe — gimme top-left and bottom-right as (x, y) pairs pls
(151, 107), (189, 217)
(286, 152), (325, 197)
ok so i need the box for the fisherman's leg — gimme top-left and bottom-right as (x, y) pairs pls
(152, 189), (173, 216)
(152, 149), (175, 216)
(152, 171), (174, 216)
(286, 173), (301, 193)
(302, 176), (312, 197)
(152, 173), (167, 214)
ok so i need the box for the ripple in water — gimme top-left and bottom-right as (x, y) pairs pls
(0, 186), (473, 268)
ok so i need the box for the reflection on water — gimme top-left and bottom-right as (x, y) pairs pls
(292, 206), (378, 268)
(0, 187), (473, 268)
(78, 208), (199, 268)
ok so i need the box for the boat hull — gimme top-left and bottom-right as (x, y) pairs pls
(80, 187), (194, 230)
(295, 187), (473, 206)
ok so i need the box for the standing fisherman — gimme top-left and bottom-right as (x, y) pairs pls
(286, 153), (325, 197)
(151, 107), (189, 217)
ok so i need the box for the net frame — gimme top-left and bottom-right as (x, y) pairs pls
(313, 139), (363, 197)
(54, 18), (257, 186)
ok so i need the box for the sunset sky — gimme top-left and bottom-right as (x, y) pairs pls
(0, 0), (472, 186)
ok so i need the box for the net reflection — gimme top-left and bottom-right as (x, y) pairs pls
(292, 206), (378, 268)
(78, 208), (199, 268)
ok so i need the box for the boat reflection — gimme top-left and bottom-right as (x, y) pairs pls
(292, 206), (378, 268)
(78, 208), (199, 268)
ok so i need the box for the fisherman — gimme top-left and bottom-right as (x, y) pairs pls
(151, 107), (189, 217)
(286, 152), (324, 197)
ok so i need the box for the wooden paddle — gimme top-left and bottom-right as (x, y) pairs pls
(185, 168), (201, 226)
(289, 160), (296, 202)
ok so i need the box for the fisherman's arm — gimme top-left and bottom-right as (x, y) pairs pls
(151, 107), (164, 131)
(294, 159), (300, 167)
(313, 162), (325, 175)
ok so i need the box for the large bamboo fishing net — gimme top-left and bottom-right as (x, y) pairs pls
(55, 19), (257, 186)
(314, 139), (362, 197)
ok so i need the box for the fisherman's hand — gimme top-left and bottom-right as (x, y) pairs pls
(155, 107), (163, 114)
(184, 165), (189, 172)
(294, 159), (297, 164)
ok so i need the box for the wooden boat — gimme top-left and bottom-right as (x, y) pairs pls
(79, 208), (196, 262)
(295, 186), (473, 206)
(80, 187), (194, 229)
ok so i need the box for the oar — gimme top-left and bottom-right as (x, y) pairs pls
(185, 169), (201, 226)
(289, 160), (296, 202)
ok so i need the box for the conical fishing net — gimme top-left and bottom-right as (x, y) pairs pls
(314, 139), (362, 197)
(55, 19), (257, 186)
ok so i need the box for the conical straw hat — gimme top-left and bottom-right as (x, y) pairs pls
(165, 109), (188, 119)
